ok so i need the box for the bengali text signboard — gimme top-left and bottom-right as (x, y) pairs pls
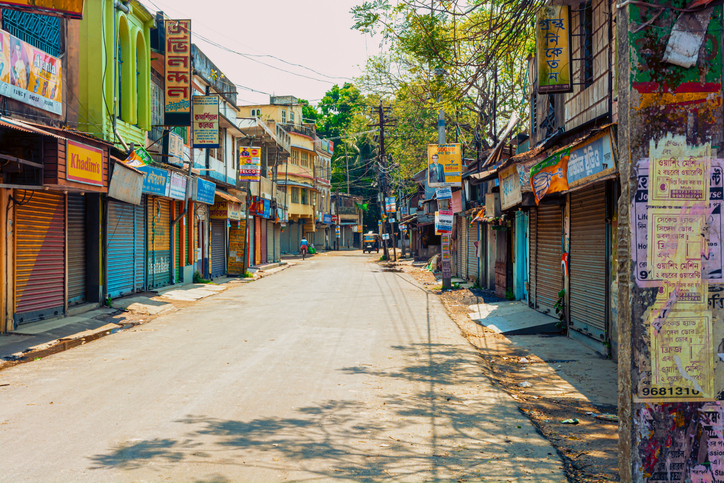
(536, 5), (572, 93)
(567, 131), (617, 188)
(164, 20), (191, 126)
(435, 210), (454, 234)
(192, 95), (219, 148)
(138, 165), (170, 196)
(499, 164), (523, 210)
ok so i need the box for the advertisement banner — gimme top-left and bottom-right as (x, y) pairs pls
(385, 196), (396, 213)
(499, 164), (523, 210)
(164, 20), (191, 126)
(323, 214), (333, 224)
(567, 131), (617, 189)
(536, 5), (572, 94)
(0, 29), (62, 114)
(164, 130), (185, 167)
(67, 140), (103, 187)
(427, 144), (462, 187)
(435, 187), (452, 200)
(0, 0), (85, 19)
(192, 95), (219, 148)
(530, 149), (570, 204)
(435, 210), (454, 234)
(238, 146), (261, 182)
(168, 172), (187, 200)
(193, 177), (216, 205)
(138, 165), (170, 196)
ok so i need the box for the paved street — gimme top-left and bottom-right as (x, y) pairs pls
(0, 252), (565, 482)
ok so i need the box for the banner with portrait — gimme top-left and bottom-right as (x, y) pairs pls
(427, 144), (462, 188)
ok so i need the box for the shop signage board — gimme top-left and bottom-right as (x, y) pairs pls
(238, 146), (261, 182)
(451, 190), (463, 213)
(168, 171), (187, 200)
(192, 95), (219, 148)
(530, 148), (570, 204)
(382, 233), (389, 240)
(211, 200), (241, 220)
(0, 0), (85, 18)
(567, 131), (617, 188)
(66, 140), (103, 187)
(385, 196), (396, 213)
(108, 161), (143, 205)
(499, 164), (523, 210)
(193, 177), (216, 205)
(164, 19), (191, 126)
(138, 165), (170, 196)
(164, 130), (185, 167)
(0, 29), (62, 114)
(436, 187), (452, 200)
(427, 144), (462, 188)
(323, 214), (333, 224)
(435, 210), (454, 234)
(536, 5), (572, 94)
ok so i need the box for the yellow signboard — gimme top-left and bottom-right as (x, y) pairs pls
(536, 5), (572, 93)
(0, 0), (84, 19)
(67, 140), (103, 187)
(427, 144), (462, 188)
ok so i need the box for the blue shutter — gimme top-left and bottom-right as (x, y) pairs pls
(108, 200), (145, 298)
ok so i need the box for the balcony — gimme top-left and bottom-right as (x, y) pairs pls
(279, 122), (315, 140)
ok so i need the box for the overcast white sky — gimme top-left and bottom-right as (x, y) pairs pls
(138, 0), (382, 107)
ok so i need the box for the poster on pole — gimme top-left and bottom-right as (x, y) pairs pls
(427, 144), (462, 187)
(435, 210), (454, 234)
(164, 19), (191, 126)
(385, 196), (396, 213)
(192, 95), (219, 148)
(435, 187), (452, 200)
(238, 147), (261, 182)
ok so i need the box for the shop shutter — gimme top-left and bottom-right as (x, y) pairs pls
(275, 224), (282, 261)
(570, 183), (607, 341)
(467, 222), (478, 282)
(261, 219), (268, 263)
(147, 197), (171, 289)
(281, 220), (291, 254)
(210, 218), (226, 278)
(135, 197), (146, 292)
(529, 208), (538, 308)
(107, 200), (145, 298)
(15, 190), (65, 324)
(254, 217), (262, 265)
(460, 219), (468, 279)
(266, 220), (274, 262)
(185, 209), (190, 268)
(174, 200), (183, 282)
(67, 194), (86, 305)
(536, 203), (562, 315)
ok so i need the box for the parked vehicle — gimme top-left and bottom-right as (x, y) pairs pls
(363, 232), (380, 253)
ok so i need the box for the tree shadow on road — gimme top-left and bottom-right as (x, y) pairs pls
(88, 342), (562, 481)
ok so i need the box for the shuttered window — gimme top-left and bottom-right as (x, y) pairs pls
(535, 204), (562, 315)
(67, 194), (86, 305)
(210, 219), (226, 278)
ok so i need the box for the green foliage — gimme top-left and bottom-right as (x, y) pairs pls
(554, 289), (566, 327)
(505, 288), (515, 300)
(193, 271), (210, 284)
(242, 271), (253, 279)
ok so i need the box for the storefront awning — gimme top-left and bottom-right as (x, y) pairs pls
(277, 180), (314, 189)
(0, 117), (64, 139)
(215, 189), (242, 204)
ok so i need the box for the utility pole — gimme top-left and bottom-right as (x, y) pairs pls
(344, 142), (350, 194)
(335, 188), (340, 251)
(435, 68), (451, 289)
(377, 102), (390, 262)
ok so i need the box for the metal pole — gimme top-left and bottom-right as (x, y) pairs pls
(437, 68), (451, 289)
(344, 142), (350, 194)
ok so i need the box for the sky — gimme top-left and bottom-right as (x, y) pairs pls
(137, 0), (382, 107)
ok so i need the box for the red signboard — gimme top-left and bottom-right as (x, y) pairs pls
(164, 20), (191, 126)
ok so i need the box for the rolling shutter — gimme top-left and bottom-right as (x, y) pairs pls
(15, 190), (65, 324)
(67, 194), (86, 305)
(275, 224), (282, 261)
(460, 219), (468, 279)
(254, 217), (261, 265)
(528, 208), (538, 309)
(261, 219), (268, 263)
(174, 200), (183, 282)
(135, 197), (146, 292)
(467, 222), (478, 282)
(266, 220), (274, 262)
(210, 218), (226, 278)
(570, 183), (607, 341)
(108, 201), (136, 298)
(147, 197), (171, 289)
(536, 203), (562, 315)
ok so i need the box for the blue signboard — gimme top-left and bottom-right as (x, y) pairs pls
(323, 214), (333, 224)
(194, 177), (216, 205)
(138, 165), (170, 196)
(262, 199), (272, 219)
(566, 132), (616, 188)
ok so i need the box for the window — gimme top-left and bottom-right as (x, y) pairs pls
(291, 187), (299, 203)
(580, 0), (594, 89)
(281, 110), (287, 123)
(290, 111), (295, 123)
(301, 189), (308, 205)
(251, 108), (261, 117)
(531, 96), (537, 135)
(2, 10), (61, 57)
(301, 151), (308, 167)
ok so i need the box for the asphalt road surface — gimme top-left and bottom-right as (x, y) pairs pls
(0, 251), (565, 482)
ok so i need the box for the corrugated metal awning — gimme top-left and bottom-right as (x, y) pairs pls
(215, 190), (242, 203)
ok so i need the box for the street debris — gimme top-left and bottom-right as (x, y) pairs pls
(561, 419), (580, 425)
(518, 381), (533, 388)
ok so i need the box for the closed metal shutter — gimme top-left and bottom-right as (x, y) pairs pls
(254, 217), (262, 265)
(467, 222), (478, 282)
(266, 220), (274, 262)
(460, 219), (468, 279)
(107, 200), (145, 299)
(174, 200), (183, 282)
(67, 194), (86, 305)
(261, 219), (268, 263)
(536, 203), (562, 315)
(275, 224), (282, 260)
(135, 197), (146, 292)
(15, 190), (65, 324)
(529, 208), (538, 308)
(147, 197), (171, 289)
(210, 218), (226, 278)
(570, 184), (607, 341)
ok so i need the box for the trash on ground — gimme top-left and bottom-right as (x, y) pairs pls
(561, 419), (580, 424)
(594, 413), (618, 422)
(519, 357), (529, 363)
(519, 381), (533, 388)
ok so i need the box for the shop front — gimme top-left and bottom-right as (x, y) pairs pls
(209, 190), (243, 279)
(138, 165), (173, 290)
(192, 177), (217, 279)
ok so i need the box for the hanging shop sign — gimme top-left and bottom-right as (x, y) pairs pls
(211, 200), (242, 220)
(164, 130), (185, 167)
(435, 210), (454, 234)
(193, 177), (216, 205)
(323, 214), (333, 224)
(536, 5), (572, 94)
(381, 233), (389, 240)
(427, 144), (462, 188)
(192, 95), (219, 148)
(567, 131), (617, 189)
(108, 161), (143, 205)
(164, 19), (191, 126)
(436, 187), (452, 200)
(169, 171), (187, 200)
(238, 146), (261, 182)
(138, 165), (170, 196)
(385, 196), (397, 213)
(0, 0), (85, 19)
(530, 148), (570, 204)
(499, 164), (523, 210)
(66, 140), (103, 187)
(0, 29), (62, 114)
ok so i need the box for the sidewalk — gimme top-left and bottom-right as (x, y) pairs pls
(0, 264), (293, 370)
